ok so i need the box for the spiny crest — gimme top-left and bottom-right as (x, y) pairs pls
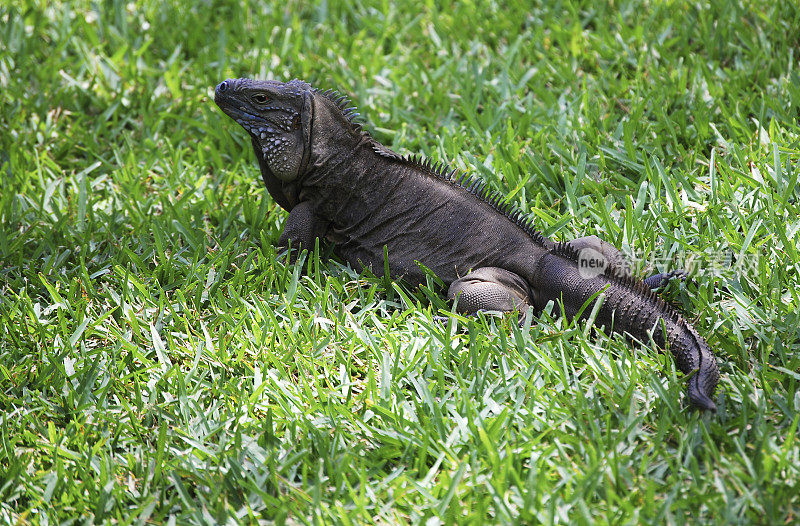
(372, 143), (403, 161)
(312, 84), (547, 247)
(550, 242), (683, 321)
(609, 268), (686, 322)
(612, 272), (658, 299)
(605, 268), (683, 321)
(398, 153), (548, 247)
(551, 241), (582, 262)
(313, 87), (364, 131)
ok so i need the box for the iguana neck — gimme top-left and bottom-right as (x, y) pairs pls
(301, 130), (393, 225)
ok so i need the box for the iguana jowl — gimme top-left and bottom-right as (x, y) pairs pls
(214, 78), (720, 411)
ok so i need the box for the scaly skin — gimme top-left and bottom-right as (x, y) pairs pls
(533, 245), (719, 410)
(214, 77), (720, 411)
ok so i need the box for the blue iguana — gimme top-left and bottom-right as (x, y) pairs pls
(214, 78), (719, 410)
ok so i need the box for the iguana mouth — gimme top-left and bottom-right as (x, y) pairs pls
(214, 97), (255, 125)
(214, 94), (268, 140)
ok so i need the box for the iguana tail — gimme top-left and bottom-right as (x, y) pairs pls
(532, 244), (720, 411)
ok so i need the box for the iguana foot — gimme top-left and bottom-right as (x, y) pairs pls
(642, 269), (688, 290)
(276, 246), (306, 266)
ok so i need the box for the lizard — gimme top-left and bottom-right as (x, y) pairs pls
(213, 77), (720, 411)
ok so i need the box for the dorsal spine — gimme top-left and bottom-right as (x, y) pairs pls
(399, 152), (550, 248)
(550, 241), (683, 322)
(315, 84), (549, 247)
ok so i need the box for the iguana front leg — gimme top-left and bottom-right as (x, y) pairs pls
(278, 201), (329, 258)
(448, 267), (533, 315)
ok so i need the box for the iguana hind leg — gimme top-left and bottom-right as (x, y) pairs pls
(568, 235), (687, 291)
(567, 235), (633, 277)
(448, 267), (532, 315)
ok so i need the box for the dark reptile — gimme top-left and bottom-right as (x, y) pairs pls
(214, 78), (720, 411)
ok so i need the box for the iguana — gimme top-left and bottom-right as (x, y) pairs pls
(214, 78), (720, 411)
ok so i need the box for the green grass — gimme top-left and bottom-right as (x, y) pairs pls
(1, 0), (799, 523)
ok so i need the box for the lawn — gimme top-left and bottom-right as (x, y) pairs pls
(1, 0), (799, 523)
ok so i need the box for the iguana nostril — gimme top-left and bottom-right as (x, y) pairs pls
(218, 81), (228, 93)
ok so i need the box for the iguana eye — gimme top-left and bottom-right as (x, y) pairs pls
(253, 94), (270, 104)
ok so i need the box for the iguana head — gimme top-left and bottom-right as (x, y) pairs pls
(214, 78), (313, 182)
